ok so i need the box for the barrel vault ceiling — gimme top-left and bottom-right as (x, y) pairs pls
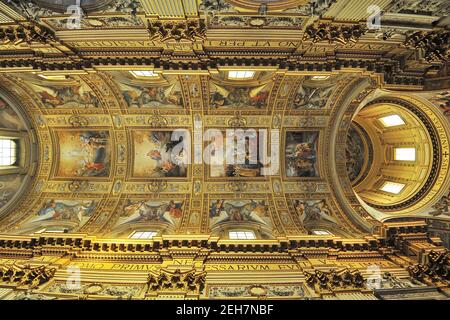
(0, 0), (448, 241)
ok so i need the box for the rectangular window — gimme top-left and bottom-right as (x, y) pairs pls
(312, 230), (333, 235)
(37, 74), (67, 81)
(35, 228), (66, 234)
(229, 230), (256, 240)
(130, 231), (157, 239)
(0, 139), (17, 166)
(311, 75), (330, 80)
(380, 181), (405, 194)
(228, 71), (255, 80)
(129, 71), (159, 78)
(394, 148), (416, 161)
(379, 115), (405, 127)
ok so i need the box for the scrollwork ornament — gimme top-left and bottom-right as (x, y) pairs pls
(227, 115), (247, 128)
(296, 181), (317, 193)
(68, 115), (89, 128)
(0, 23), (56, 45)
(147, 181), (168, 193)
(148, 114), (168, 128)
(227, 181), (248, 192)
(68, 180), (88, 192)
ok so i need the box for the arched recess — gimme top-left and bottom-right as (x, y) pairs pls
(342, 91), (450, 222)
(0, 85), (38, 220)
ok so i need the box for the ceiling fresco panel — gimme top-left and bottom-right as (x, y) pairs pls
(284, 131), (319, 178)
(54, 130), (112, 178)
(131, 129), (189, 178)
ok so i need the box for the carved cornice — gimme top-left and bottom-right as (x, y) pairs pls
(146, 268), (206, 295)
(0, 55), (424, 86)
(302, 23), (368, 45)
(0, 263), (56, 289)
(0, 22), (56, 45)
(305, 268), (366, 294)
(404, 31), (450, 62)
(147, 19), (207, 43)
(408, 250), (449, 286)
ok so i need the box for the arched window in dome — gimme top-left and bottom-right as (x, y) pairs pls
(0, 139), (17, 166)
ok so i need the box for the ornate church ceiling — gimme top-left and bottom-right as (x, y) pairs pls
(0, 0), (447, 240)
(0, 0), (448, 302)
(0, 70), (369, 238)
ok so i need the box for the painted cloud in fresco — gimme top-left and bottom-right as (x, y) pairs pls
(209, 200), (271, 228)
(56, 130), (111, 178)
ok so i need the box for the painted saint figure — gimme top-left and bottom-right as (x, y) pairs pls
(285, 132), (319, 177)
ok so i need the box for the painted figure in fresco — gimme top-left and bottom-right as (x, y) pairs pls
(118, 200), (184, 227)
(0, 191), (10, 208)
(210, 200), (224, 218)
(77, 131), (109, 176)
(290, 83), (335, 109)
(145, 132), (187, 177)
(31, 200), (96, 224)
(346, 127), (366, 182)
(122, 85), (183, 108)
(292, 200), (337, 225)
(285, 132), (318, 177)
(210, 84), (269, 109)
(209, 200), (270, 227)
(0, 175), (24, 210)
(291, 142), (316, 177)
(166, 200), (183, 219)
(0, 98), (24, 129)
(223, 135), (263, 177)
(38, 85), (100, 108)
